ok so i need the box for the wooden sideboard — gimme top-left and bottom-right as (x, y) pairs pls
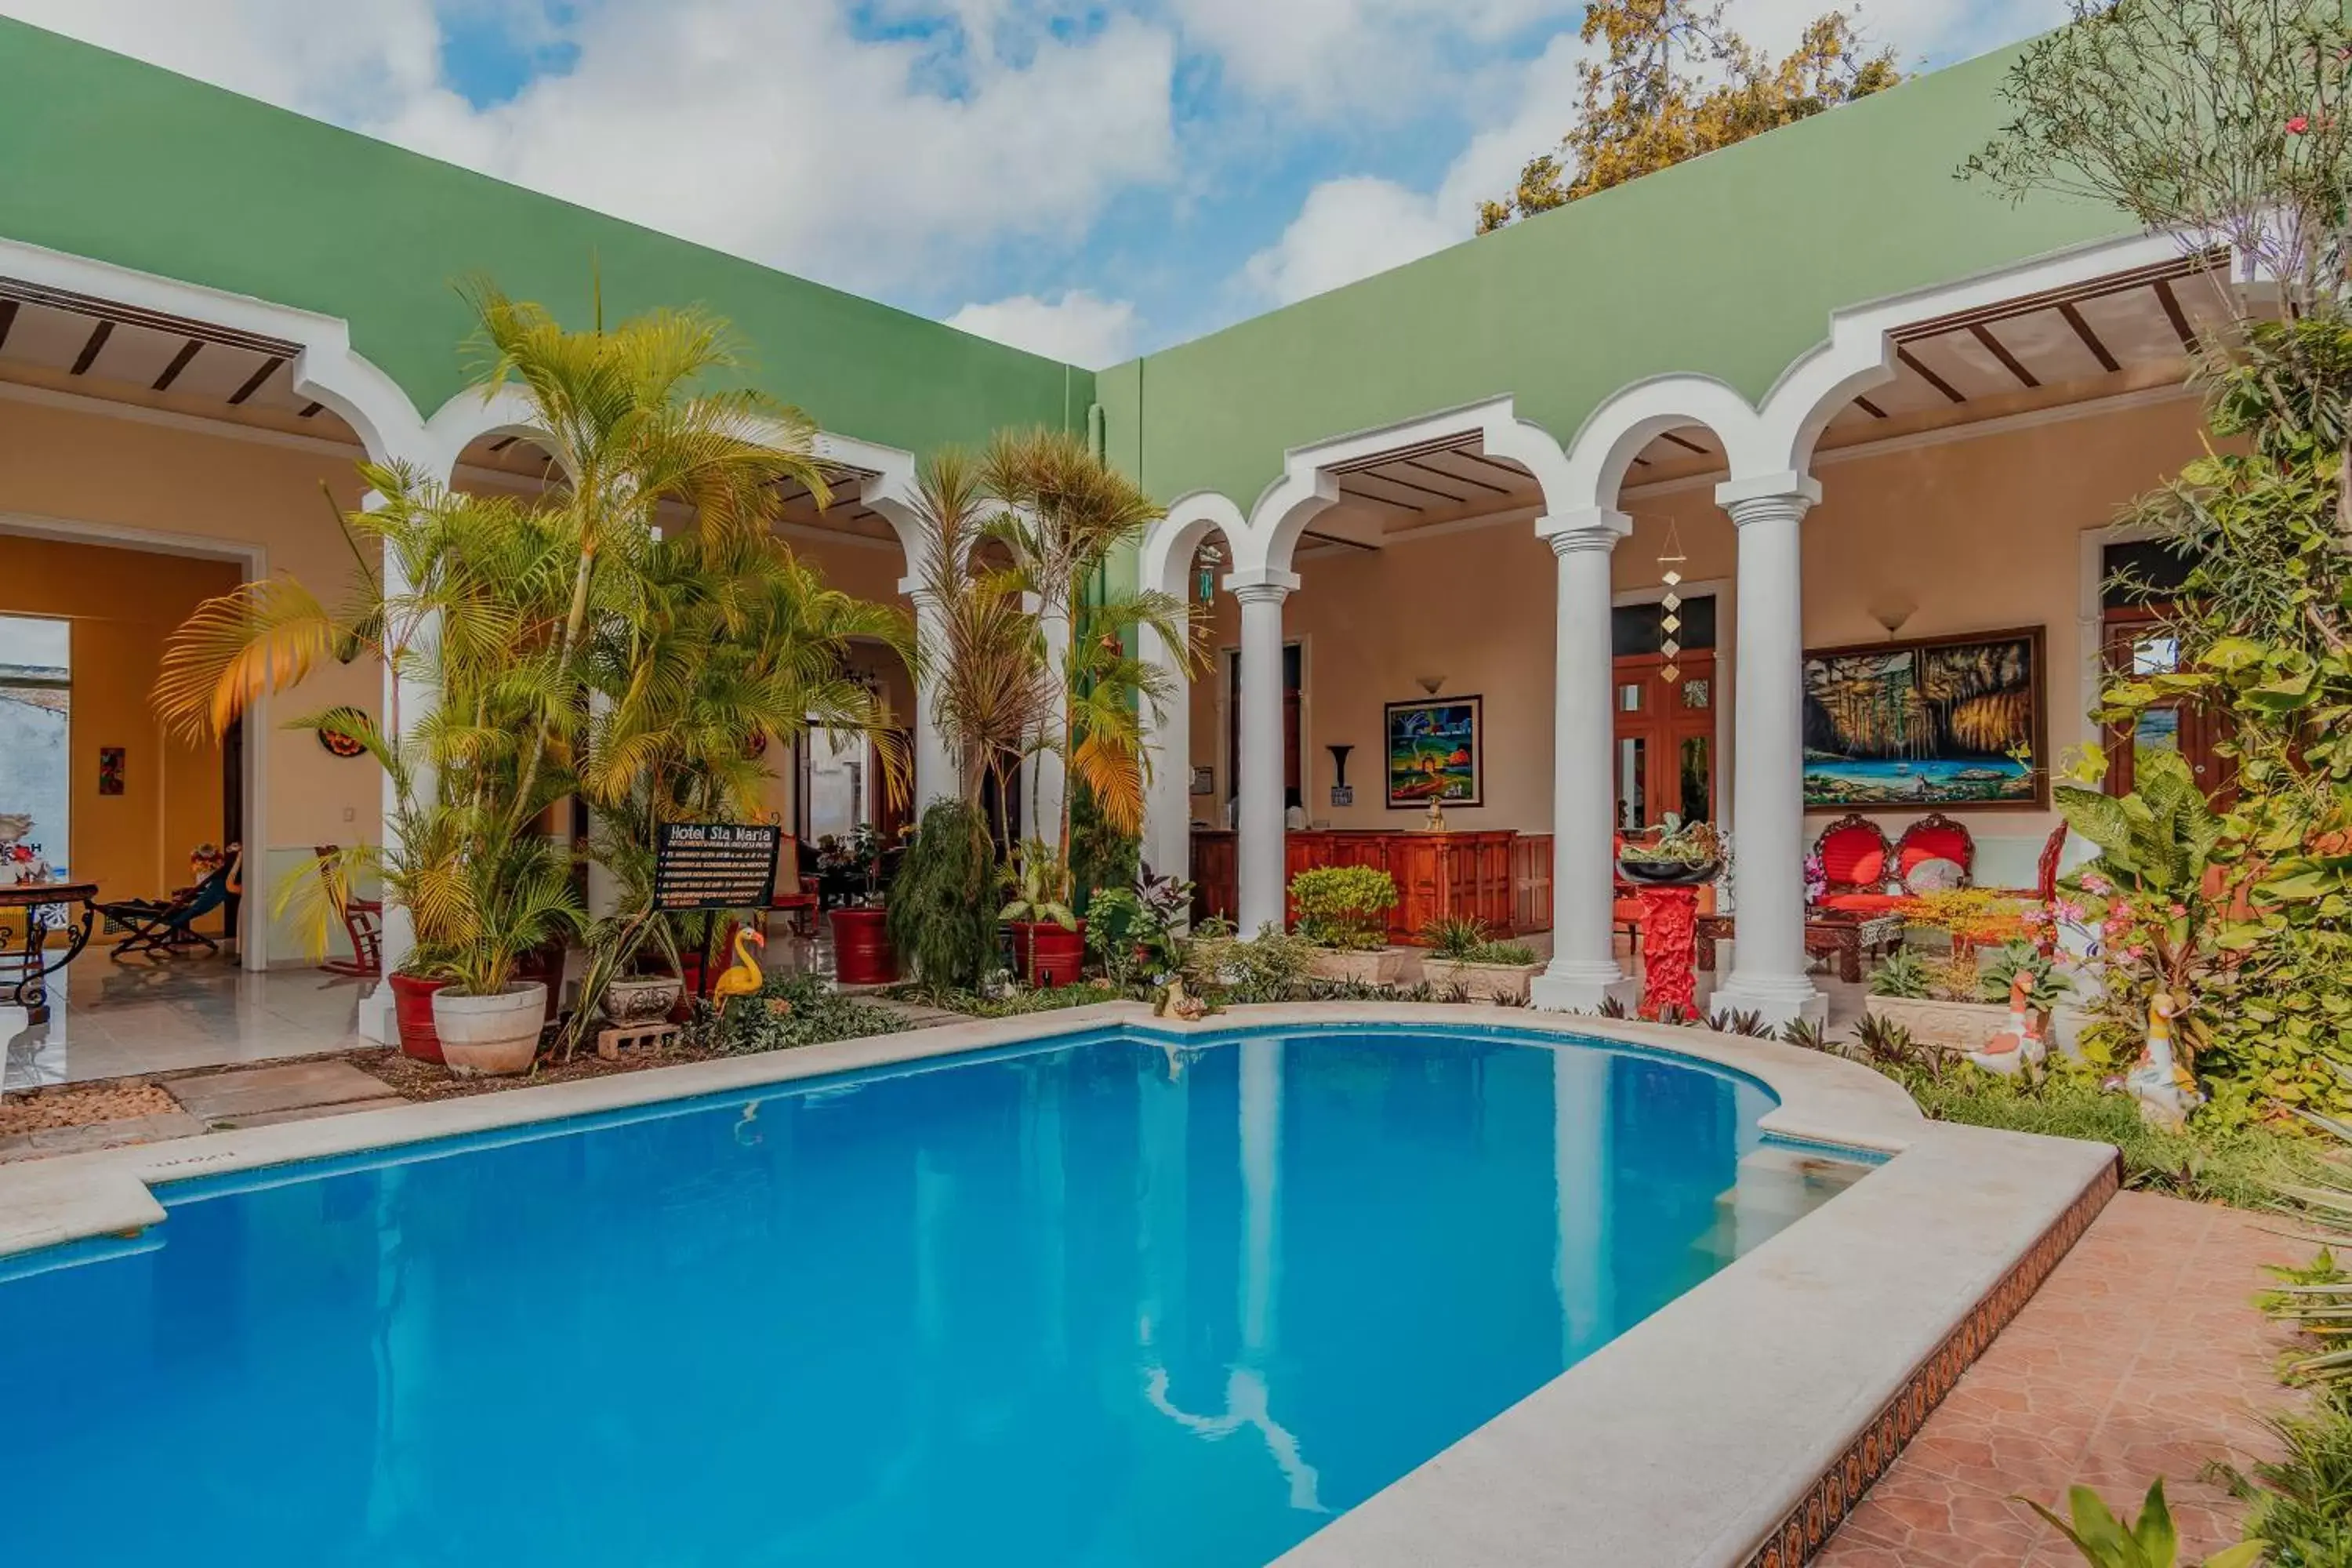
(1189, 828), (1551, 942)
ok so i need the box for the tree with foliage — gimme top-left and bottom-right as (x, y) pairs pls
(1970, 0), (2352, 1112)
(1478, 1), (1900, 233)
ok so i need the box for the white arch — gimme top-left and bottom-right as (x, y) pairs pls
(1557, 373), (1773, 510)
(0, 237), (434, 470)
(1242, 394), (1569, 572)
(1755, 228), (2192, 480)
(1139, 491), (1250, 880)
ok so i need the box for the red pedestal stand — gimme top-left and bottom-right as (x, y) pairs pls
(1638, 884), (1701, 1023)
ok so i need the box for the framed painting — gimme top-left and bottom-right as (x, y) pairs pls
(1385, 695), (1483, 809)
(1802, 626), (2047, 811)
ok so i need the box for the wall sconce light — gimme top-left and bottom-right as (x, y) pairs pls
(1871, 600), (1917, 640)
(1415, 674), (1445, 695)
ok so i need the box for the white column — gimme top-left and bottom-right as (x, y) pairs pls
(1240, 1033), (1283, 1357)
(357, 488), (440, 1045)
(1712, 474), (1824, 1025)
(1226, 568), (1298, 936)
(1029, 601), (1069, 848)
(1533, 510), (1634, 1013)
(1141, 615), (1194, 884)
(899, 575), (956, 812)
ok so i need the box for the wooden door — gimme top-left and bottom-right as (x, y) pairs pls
(2101, 610), (2233, 804)
(1611, 651), (1718, 832)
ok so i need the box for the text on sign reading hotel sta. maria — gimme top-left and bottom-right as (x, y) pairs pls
(652, 822), (781, 913)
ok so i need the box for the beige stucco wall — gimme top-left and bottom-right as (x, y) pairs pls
(1184, 390), (2210, 889)
(0, 395), (386, 959)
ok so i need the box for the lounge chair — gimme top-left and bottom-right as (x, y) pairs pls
(96, 846), (241, 961)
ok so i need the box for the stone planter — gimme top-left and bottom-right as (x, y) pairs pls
(601, 973), (683, 1026)
(1422, 957), (1545, 1004)
(431, 982), (549, 1076)
(1865, 994), (2024, 1054)
(1308, 946), (1416, 987)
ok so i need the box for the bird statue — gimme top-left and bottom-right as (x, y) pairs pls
(2125, 989), (2202, 1129)
(1968, 970), (2046, 1077)
(711, 925), (767, 1017)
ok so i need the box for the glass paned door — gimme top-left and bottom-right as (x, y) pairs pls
(800, 726), (871, 844)
(0, 615), (70, 869)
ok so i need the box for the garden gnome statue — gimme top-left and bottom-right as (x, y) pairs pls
(2125, 990), (2203, 1130)
(1967, 971), (2045, 1076)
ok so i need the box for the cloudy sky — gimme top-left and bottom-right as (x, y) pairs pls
(2, 1), (2071, 367)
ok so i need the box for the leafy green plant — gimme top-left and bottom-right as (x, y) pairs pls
(1289, 866), (1399, 950)
(889, 801), (1001, 993)
(1868, 946), (1933, 1000)
(2023, 1479), (2262, 1568)
(1982, 939), (2075, 1012)
(1182, 919), (1316, 1003)
(1000, 839), (1077, 931)
(1083, 863), (1196, 989)
(1617, 814), (1722, 868)
(1470, 939), (1538, 966)
(699, 973), (907, 1055)
(1708, 1009), (1770, 1037)
(1780, 1017), (1830, 1053)
(1849, 1013), (1936, 1075)
(1427, 915), (1490, 960)
(2229, 1389), (2352, 1565)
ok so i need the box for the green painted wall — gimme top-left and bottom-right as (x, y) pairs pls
(1095, 45), (2133, 508)
(0, 17), (1091, 450)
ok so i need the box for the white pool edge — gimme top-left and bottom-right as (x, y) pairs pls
(0, 1002), (2117, 1568)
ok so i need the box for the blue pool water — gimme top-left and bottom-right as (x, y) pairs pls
(0, 1023), (1848, 1567)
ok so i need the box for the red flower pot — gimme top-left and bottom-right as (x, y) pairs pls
(1008, 919), (1087, 989)
(387, 971), (450, 1065)
(831, 906), (897, 986)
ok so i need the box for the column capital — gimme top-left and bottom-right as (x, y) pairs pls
(896, 575), (935, 602)
(1224, 567), (1301, 604)
(1715, 471), (1821, 521)
(1538, 508), (1631, 554)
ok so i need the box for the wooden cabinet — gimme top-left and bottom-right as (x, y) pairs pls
(1196, 827), (1545, 941)
(1189, 830), (1237, 926)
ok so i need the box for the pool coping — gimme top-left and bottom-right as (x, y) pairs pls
(0, 1003), (2117, 1568)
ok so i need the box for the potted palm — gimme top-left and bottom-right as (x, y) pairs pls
(826, 825), (897, 985)
(1001, 838), (1084, 985)
(427, 832), (584, 1074)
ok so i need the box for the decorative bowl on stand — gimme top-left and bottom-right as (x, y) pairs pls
(1615, 857), (1722, 888)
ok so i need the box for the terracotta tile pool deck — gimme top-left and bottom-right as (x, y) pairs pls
(1818, 1189), (2309, 1567)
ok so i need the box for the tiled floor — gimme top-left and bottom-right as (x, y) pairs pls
(2, 955), (371, 1090)
(1819, 1191), (2308, 1566)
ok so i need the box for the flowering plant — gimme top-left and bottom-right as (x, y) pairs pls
(1802, 848), (1828, 907)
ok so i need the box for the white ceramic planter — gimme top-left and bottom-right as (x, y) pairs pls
(601, 974), (683, 1026)
(1308, 947), (1416, 987)
(1422, 957), (1545, 1004)
(1864, 994), (2018, 1054)
(431, 982), (549, 1076)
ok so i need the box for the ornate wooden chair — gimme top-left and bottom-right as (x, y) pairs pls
(311, 844), (383, 978)
(1893, 812), (1976, 891)
(1813, 815), (1903, 915)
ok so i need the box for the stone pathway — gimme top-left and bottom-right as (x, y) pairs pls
(1818, 1190), (2308, 1566)
(169, 1058), (407, 1130)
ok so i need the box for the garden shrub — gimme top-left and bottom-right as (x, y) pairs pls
(887, 801), (1000, 993)
(1288, 866), (1398, 949)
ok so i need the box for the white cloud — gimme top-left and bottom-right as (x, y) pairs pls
(0, 1), (1179, 303)
(1236, 0), (2071, 309)
(1169, 0), (1565, 114)
(947, 291), (1140, 368)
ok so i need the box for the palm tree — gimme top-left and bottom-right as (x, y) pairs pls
(978, 428), (1200, 893)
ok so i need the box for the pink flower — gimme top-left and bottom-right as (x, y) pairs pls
(2289, 114), (2312, 134)
(2169, 902), (2187, 917)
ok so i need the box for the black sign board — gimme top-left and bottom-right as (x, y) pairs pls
(653, 822), (781, 912)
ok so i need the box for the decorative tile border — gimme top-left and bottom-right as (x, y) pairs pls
(1739, 1153), (2124, 1568)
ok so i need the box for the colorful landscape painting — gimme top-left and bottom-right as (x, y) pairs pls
(1801, 629), (2045, 810)
(1386, 696), (1483, 808)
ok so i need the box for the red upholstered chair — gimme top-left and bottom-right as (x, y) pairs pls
(1813, 815), (1904, 915)
(1894, 812), (1975, 890)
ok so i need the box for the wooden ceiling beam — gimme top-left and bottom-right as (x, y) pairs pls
(1896, 347), (1968, 405)
(1400, 455), (1509, 496)
(1969, 322), (2040, 389)
(2153, 278), (2201, 354)
(2059, 303), (2122, 373)
(69, 319), (112, 376)
(0, 299), (17, 356)
(227, 354), (284, 405)
(1854, 395), (1890, 420)
(152, 338), (203, 392)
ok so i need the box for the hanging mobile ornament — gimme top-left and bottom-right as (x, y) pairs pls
(1657, 519), (1689, 687)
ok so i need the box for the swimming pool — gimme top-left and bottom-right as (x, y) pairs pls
(0, 1022), (1864, 1567)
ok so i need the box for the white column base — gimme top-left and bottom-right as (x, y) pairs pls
(358, 982), (399, 1046)
(1530, 960), (1638, 1015)
(1704, 975), (1826, 1029)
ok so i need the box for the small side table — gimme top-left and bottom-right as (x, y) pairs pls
(0, 880), (99, 1024)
